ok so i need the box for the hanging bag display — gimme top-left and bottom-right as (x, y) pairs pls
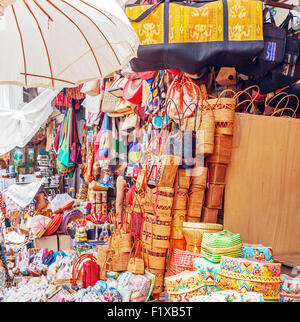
(70, 108), (82, 165)
(166, 72), (200, 121)
(123, 78), (143, 104)
(125, 0), (264, 74)
(127, 239), (145, 275)
(57, 107), (75, 168)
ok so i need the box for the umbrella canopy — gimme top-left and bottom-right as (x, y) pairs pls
(0, 0), (139, 89)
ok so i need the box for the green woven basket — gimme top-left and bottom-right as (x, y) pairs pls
(201, 229), (243, 263)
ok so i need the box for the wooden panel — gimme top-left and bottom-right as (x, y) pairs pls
(224, 113), (300, 255)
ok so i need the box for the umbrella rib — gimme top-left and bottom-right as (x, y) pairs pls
(23, 0), (55, 88)
(46, 0), (103, 79)
(19, 73), (75, 85)
(11, 4), (28, 87)
(78, 0), (116, 26)
(32, 0), (53, 22)
(61, 0), (121, 66)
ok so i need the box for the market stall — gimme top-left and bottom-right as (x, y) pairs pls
(0, 0), (299, 303)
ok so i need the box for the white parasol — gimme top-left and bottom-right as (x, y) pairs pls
(0, 0), (139, 89)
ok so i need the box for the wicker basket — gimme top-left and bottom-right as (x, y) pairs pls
(111, 230), (132, 253)
(189, 188), (205, 207)
(148, 155), (181, 188)
(142, 214), (171, 249)
(143, 213), (172, 237)
(132, 192), (145, 213)
(208, 163), (227, 184)
(111, 251), (130, 272)
(167, 248), (203, 277)
(187, 206), (203, 219)
(144, 186), (174, 216)
(207, 134), (233, 164)
(201, 207), (219, 223)
(173, 188), (189, 210)
(143, 244), (167, 270)
(210, 97), (236, 136)
(174, 168), (191, 189)
(204, 184), (225, 209)
(201, 229), (243, 263)
(189, 167), (208, 188)
(182, 222), (223, 253)
(183, 109), (215, 155)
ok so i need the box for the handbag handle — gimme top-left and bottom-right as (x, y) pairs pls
(127, 0), (165, 23)
(270, 93), (299, 117)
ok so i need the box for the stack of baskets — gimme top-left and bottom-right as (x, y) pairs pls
(142, 156), (179, 295)
(182, 222), (223, 254)
(187, 166), (208, 222)
(217, 256), (282, 302)
(165, 271), (206, 302)
(203, 92), (236, 223)
(170, 169), (190, 249)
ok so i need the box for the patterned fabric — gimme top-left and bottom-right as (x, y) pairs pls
(169, 1), (224, 43)
(126, 0), (263, 45)
(126, 4), (164, 45)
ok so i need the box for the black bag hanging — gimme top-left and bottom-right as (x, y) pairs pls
(167, 98), (197, 169)
(125, 0), (264, 74)
(236, 8), (286, 77)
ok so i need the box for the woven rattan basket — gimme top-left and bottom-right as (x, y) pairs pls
(204, 184), (225, 209)
(173, 188), (189, 210)
(183, 222), (223, 254)
(144, 186), (174, 216)
(207, 134), (233, 164)
(143, 244), (167, 270)
(207, 163), (227, 184)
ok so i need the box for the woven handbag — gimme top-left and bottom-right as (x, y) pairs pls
(201, 229), (243, 263)
(127, 239), (145, 275)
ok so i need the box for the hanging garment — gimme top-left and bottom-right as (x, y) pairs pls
(0, 88), (59, 155)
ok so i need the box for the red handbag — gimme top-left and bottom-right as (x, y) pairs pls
(166, 72), (200, 121)
(123, 78), (143, 104)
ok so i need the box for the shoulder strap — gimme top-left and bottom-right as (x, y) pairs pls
(127, 0), (165, 23)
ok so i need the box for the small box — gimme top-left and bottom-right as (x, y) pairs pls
(208, 163), (227, 184)
(201, 207), (219, 223)
(207, 134), (233, 164)
(205, 184), (225, 209)
(58, 234), (72, 251)
(34, 235), (58, 251)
